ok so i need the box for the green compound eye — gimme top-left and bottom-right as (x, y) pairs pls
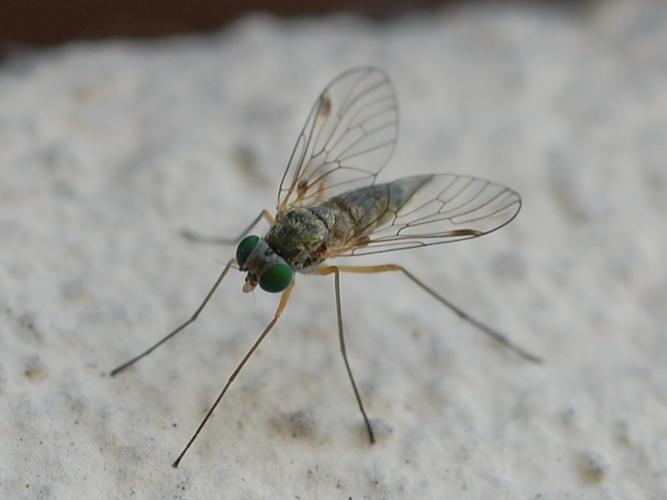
(235, 235), (259, 268)
(259, 263), (293, 293)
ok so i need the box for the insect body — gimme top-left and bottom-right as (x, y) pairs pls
(111, 67), (541, 468)
(242, 175), (438, 291)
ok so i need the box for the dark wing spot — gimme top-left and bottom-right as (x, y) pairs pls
(297, 180), (309, 198)
(445, 229), (484, 237)
(318, 94), (331, 118)
(353, 236), (371, 248)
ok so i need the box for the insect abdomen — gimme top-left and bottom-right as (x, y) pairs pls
(325, 175), (433, 240)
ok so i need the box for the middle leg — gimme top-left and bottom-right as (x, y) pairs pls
(181, 209), (274, 245)
(313, 265), (375, 444)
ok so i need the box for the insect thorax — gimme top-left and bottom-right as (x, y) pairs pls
(265, 207), (334, 271)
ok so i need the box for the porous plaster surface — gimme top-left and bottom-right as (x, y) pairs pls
(1, 2), (666, 498)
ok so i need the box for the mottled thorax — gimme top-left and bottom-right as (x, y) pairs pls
(265, 208), (332, 270)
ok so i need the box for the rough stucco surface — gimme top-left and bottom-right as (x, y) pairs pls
(1, 1), (666, 498)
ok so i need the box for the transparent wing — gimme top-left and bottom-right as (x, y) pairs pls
(334, 174), (521, 257)
(276, 67), (398, 214)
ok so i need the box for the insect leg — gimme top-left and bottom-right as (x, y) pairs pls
(110, 258), (236, 376)
(172, 280), (294, 468)
(313, 266), (375, 444)
(315, 264), (542, 364)
(181, 209), (274, 245)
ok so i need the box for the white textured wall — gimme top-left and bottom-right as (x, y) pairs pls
(1, 2), (666, 498)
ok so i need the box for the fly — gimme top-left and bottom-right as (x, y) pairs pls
(111, 66), (542, 468)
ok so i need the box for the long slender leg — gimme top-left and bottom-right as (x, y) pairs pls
(330, 267), (375, 444)
(314, 264), (542, 364)
(172, 281), (294, 468)
(181, 209), (274, 245)
(110, 258), (236, 377)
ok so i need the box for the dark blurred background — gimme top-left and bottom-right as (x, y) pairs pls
(1, 0), (576, 52)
